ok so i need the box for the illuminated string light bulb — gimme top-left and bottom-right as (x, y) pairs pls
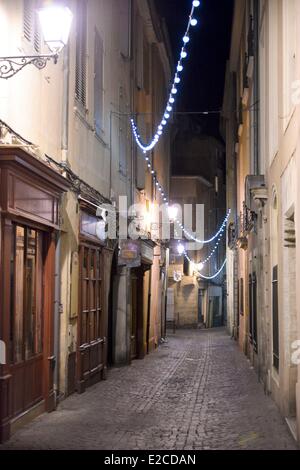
(175, 76), (181, 84)
(177, 64), (183, 72)
(177, 243), (185, 255)
(193, 0), (200, 7)
(191, 18), (198, 26)
(171, 87), (177, 94)
(174, 209), (231, 244)
(169, 97), (175, 103)
(184, 253), (226, 281)
(183, 35), (189, 44)
(181, 50), (187, 59)
(164, 113), (170, 119)
(197, 262), (204, 271)
(162, 119), (167, 125)
(167, 105), (172, 112)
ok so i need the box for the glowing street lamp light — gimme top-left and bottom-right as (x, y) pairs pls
(38, 4), (73, 54)
(0, 3), (73, 79)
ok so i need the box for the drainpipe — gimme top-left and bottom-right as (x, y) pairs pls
(253, 0), (260, 176)
(130, 0), (135, 208)
(53, 43), (70, 402)
(53, 233), (61, 404)
(61, 43), (70, 163)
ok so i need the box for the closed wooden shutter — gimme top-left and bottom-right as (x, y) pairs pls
(75, 0), (87, 108)
(252, 272), (258, 353)
(249, 274), (253, 342)
(239, 278), (244, 315)
(272, 265), (279, 370)
(33, 10), (41, 53)
(119, 0), (130, 58)
(23, 0), (33, 42)
(143, 36), (150, 95)
(118, 86), (129, 176)
(23, 0), (40, 52)
(94, 29), (104, 135)
(136, 115), (146, 190)
(136, 15), (143, 90)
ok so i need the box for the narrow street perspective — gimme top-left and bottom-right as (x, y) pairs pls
(0, 329), (296, 450)
(1, 0), (300, 456)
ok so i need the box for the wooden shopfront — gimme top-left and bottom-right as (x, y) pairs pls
(129, 241), (155, 360)
(76, 202), (114, 393)
(0, 147), (69, 442)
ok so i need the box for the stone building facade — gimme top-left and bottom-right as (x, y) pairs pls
(0, 0), (171, 442)
(223, 0), (300, 443)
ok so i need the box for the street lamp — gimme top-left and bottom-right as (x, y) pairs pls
(0, 3), (73, 79)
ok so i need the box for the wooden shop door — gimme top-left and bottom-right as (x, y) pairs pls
(78, 245), (104, 391)
(10, 225), (46, 418)
(130, 274), (138, 360)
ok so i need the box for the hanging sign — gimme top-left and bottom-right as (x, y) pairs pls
(118, 240), (141, 268)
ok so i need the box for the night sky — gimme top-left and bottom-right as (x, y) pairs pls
(155, 0), (234, 138)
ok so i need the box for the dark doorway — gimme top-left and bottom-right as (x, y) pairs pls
(107, 250), (118, 366)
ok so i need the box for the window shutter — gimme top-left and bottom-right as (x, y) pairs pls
(136, 16), (143, 90)
(75, 0), (87, 108)
(23, 0), (33, 42)
(23, 0), (40, 52)
(119, 0), (130, 58)
(118, 87), (128, 176)
(249, 274), (253, 343)
(272, 265), (279, 369)
(33, 9), (41, 53)
(94, 30), (104, 135)
(135, 116), (147, 190)
(252, 273), (258, 353)
(239, 278), (244, 315)
(143, 37), (150, 95)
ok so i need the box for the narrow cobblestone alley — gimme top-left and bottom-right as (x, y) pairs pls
(0, 329), (297, 451)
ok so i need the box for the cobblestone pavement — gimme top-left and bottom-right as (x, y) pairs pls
(1, 328), (298, 450)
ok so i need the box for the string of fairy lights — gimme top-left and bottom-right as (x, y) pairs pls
(130, 0), (228, 279)
(131, 0), (201, 153)
(184, 251), (227, 280)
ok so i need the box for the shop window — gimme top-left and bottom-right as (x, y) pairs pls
(80, 247), (102, 346)
(10, 225), (43, 364)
